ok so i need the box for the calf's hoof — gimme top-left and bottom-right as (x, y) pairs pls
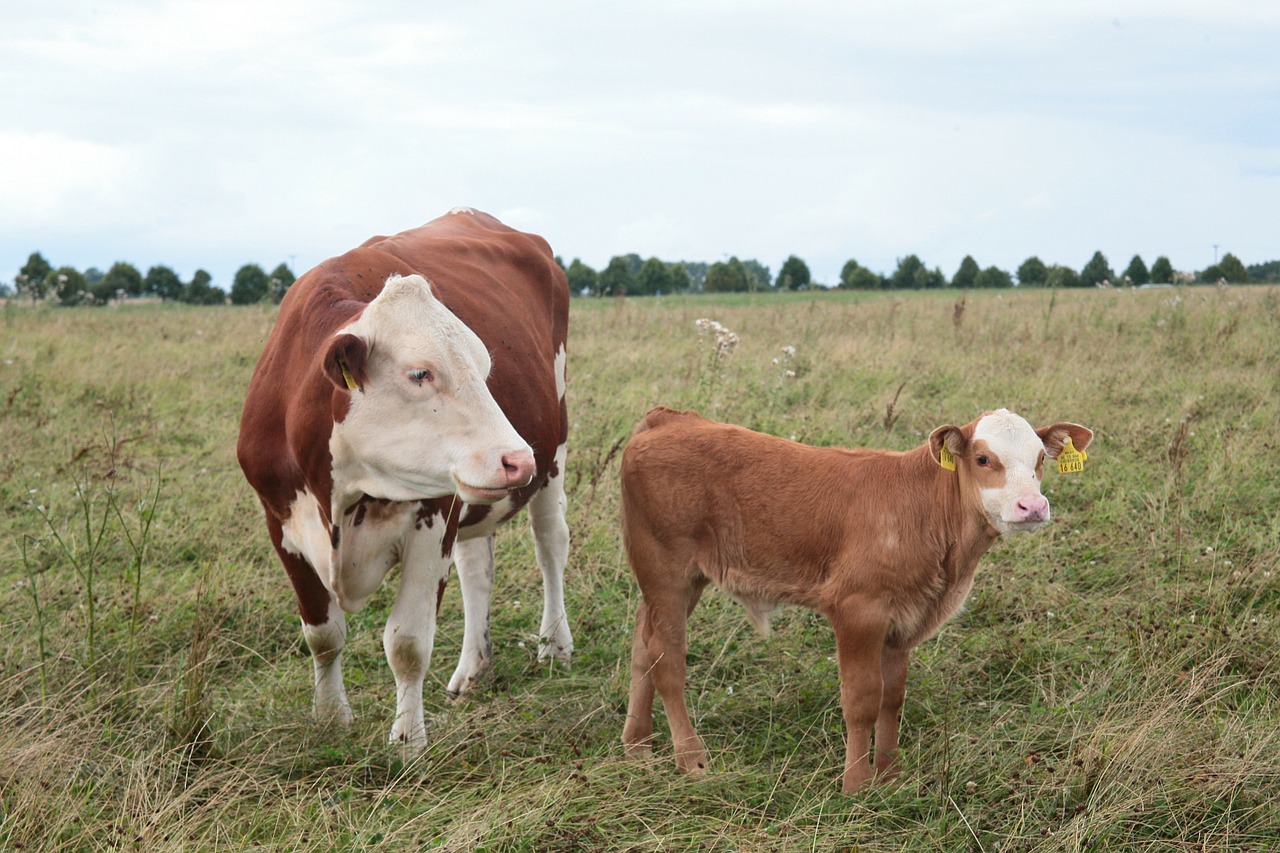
(675, 749), (709, 775)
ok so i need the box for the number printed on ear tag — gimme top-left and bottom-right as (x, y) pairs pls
(1057, 437), (1087, 474)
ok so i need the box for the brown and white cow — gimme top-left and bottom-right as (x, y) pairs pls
(237, 208), (572, 749)
(619, 406), (1092, 793)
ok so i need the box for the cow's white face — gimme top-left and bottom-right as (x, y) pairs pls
(932, 408), (1093, 537)
(969, 410), (1051, 535)
(325, 274), (534, 508)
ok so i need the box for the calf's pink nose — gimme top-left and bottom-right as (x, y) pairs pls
(501, 449), (536, 489)
(1014, 494), (1049, 522)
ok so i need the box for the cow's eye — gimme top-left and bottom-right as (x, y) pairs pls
(407, 368), (433, 385)
(976, 455), (990, 467)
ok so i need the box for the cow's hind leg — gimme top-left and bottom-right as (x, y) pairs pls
(448, 535), (496, 696)
(623, 600), (657, 758)
(384, 534), (452, 751)
(529, 443), (573, 665)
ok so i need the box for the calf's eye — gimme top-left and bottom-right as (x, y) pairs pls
(976, 455), (990, 467)
(407, 369), (433, 385)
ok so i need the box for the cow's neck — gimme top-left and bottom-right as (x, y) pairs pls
(911, 445), (1002, 580)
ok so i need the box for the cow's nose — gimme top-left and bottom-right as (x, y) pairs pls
(501, 449), (536, 489)
(1014, 494), (1049, 522)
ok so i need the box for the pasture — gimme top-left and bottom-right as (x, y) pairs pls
(1, 285), (1277, 851)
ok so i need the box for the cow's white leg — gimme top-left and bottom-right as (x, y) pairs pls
(448, 535), (496, 696)
(302, 596), (353, 725)
(530, 442), (573, 664)
(383, 534), (451, 751)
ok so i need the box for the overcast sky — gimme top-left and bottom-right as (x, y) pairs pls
(3, 1), (1277, 289)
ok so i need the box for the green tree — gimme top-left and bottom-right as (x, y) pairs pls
(741, 259), (772, 291)
(668, 262), (692, 293)
(101, 261), (144, 300)
(83, 267), (105, 300)
(1122, 255), (1150, 285)
(890, 255), (924, 289)
(50, 266), (89, 304)
(1246, 259), (1280, 283)
(1045, 265), (1081, 288)
(952, 255), (980, 290)
(1080, 251), (1115, 287)
(840, 259), (881, 289)
(1216, 253), (1249, 283)
(565, 258), (599, 296)
(599, 256), (637, 296)
(230, 263), (270, 304)
(974, 266), (1013, 289)
(183, 269), (225, 305)
(17, 252), (53, 302)
(636, 257), (673, 296)
(268, 263), (296, 303)
(145, 265), (184, 301)
(777, 255), (811, 291)
(705, 257), (751, 292)
(1016, 256), (1047, 287)
(1150, 256), (1174, 284)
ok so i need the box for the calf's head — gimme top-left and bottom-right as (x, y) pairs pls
(323, 274), (535, 505)
(929, 409), (1093, 535)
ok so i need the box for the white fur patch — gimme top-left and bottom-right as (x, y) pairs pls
(553, 343), (567, 402)
(972, 409), (1049, 533)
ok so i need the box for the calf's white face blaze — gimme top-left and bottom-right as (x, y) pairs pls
(327, 274), (535, 509)
(970, 409), (1052, 534)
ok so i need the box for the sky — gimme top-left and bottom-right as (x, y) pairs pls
(3, 1), (1278, 289)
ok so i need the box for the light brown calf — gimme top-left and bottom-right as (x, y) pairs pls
(620, 405), (1093, 793)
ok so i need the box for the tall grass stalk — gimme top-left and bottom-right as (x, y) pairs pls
(19, 535), (49, 703)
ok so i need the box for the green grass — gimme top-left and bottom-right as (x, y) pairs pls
(1, 286), (1277, 851)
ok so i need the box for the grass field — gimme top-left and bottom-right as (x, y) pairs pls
(1, 285), (1277, 851)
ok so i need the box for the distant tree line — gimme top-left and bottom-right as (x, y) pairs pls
(558, 249), (1268, 295)
(6, 247), (1273, 306)
(6, 252), (296, 306)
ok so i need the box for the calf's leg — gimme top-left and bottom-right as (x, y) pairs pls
(622, 601), (657, 758)
(623, 577), (709, 773)
(831, 601), (891, 793)
(874, 645), (910, 780)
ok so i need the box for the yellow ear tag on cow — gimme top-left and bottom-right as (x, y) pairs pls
(939, 445), (956, 471)
(1057, 437), (1086, 474)
(339, 362), (359, 391)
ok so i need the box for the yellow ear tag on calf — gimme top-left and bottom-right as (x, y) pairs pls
(1057, 437), (1087, 474)
(339, 362), (359, 391)
(939, 446), (956, 471)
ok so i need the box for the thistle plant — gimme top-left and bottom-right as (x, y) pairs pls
(694, 317), (739, 415)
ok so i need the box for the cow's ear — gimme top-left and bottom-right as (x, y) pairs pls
(1036, 422), (1094, 459)
(928, 424), (966, 469)
(323, 333), (368, 392)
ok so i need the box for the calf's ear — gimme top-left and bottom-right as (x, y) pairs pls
(928, 424), (967, 466)
(1036, 423), (1094, 459)
(323, 333), (369, 392)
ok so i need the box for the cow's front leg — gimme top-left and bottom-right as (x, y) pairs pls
(831, 598), (891, 794)
(448, 535), (495, 696)
(302, 596), (353, 726)
(384, 536), (451, 751)
(529, 443), (573, 665)
(874, 645), (910, 781)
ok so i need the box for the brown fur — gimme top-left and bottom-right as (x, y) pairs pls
(619, 406), (1092, 793)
